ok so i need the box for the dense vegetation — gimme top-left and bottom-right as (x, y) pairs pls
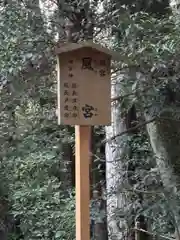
(1, 0), (180, 239)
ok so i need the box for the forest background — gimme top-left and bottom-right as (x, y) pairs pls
(1, 0), (180, 239)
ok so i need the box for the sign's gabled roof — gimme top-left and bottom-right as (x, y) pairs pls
(55, 40), (120, 61)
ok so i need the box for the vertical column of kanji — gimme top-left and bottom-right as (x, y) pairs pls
(62, 59), (80, 123)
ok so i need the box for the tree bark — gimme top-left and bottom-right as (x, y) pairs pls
(145, 113), (179, 192)
(105, 74), (130, 240)
(145, 108), (180, 238)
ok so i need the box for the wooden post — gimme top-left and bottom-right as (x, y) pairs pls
(75, 125), (91, 240)
(55, 40), (116, 240)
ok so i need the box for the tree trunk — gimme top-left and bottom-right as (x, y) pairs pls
(145, 108), (180, 238)
(105, 74), (130, 240)
(145, 113), (178, 192)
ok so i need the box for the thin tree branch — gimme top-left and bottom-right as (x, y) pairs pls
(103, 115), (180, 146)
(133, 228), (175, 240)
(103, 117), (156, 144)
(111, 79), (164, 103)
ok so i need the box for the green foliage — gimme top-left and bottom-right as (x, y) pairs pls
(110, 6), (180, 238)
(5, 91), (75, 239)
(1, 0), (180, 239)
(5, 141), (75, 240)
(0, 2), (53, 89)
(113, 10), (180, 119)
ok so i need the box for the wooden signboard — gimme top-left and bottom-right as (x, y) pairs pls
(56, 41), (117, 126)
(56, 41), (119, 240)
